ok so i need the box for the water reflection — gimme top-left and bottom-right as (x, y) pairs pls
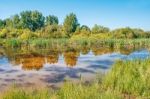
(64, 51), (80, 67)
(0, 46), (149, 71)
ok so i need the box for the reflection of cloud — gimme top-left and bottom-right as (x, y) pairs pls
(1, 49), (150, 72)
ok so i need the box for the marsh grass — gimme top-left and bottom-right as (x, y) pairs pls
(28, 38), (68, 48)
(4, 39), (22, 48)
(2, 38), (150, 50)
(1, 87), (55, 99)
(0, 81), (122, 99)
(103, 59), (150, 98)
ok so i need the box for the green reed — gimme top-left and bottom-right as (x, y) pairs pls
(2, 38), (150, 49)
(0, 82), (122, 99)
(103, 59), (150, 98)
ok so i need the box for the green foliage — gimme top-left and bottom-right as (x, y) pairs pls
(19, 29), (37, 40)
(63, 13), (79, 37)
(92, 24), (109, 34)
(0, 82), (122, 99)
(28, 38), (68, 48)
(12, 14), (21, 29)
(3, 18), (13, 28)
(20, 10), (45, 31)
(39, 25), (66, 38)
(1, 87), (54, 99)
(4, 39), (21, 47)
(45, 15), (59, 25)
(57, 82), (121, 99)
(0, 19), (5, 29)
(0, 11), (149, 40)
(74, 25), (91, 36)
(90, 33), (112, 40)
(0, 28), (10, 38)
(103, 59), (150, 98)
(112, 27), (142, 39)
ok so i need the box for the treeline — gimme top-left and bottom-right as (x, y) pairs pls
(0, 10), (150, 40)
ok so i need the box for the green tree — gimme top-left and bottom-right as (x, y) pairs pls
(0, 28), (10, 38)
(40, 25), (65, 38)
(0, 19), (5, 29)
(80, 25), (91, 36)
(92, 24), (109, 34)
(12, 14), (21, 29)
(3, 18), (13, 28)
(112, 27), (136, 39)
(74, 25), (91, 36)
(63, 13), (79, 37)
(20, 10), (45, 31)
(132, 28), (145, 38)
(45, 15), (59, 25)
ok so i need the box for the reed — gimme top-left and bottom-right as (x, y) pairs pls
(0, 82), (122, 99)
(2, 38), (150, 49)
(103, 59), (150, 98)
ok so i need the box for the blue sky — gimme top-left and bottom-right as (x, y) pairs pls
(0, 0), (150, 30)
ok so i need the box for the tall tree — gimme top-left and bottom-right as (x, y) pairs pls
(20, 10), (45, 31)
(92, 24), (109, 34)
(45, 15), (58, 25)
(63, 13), (79, 37)
(80, 25), (91, 36)
(112, 27), (136, 39)
(3, 18), (13, 28)
(12, 14), (21, 29)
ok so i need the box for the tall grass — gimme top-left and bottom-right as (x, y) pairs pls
(0, 82), (122, 99)
(4, 39), (22, 48)
(103, 59), (150, 98)
(1, 87), (55, 99)
(2, 38), (150, 49)
(28, 38), (68, 48)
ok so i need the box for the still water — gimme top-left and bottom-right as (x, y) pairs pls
(0, 47), (150, 90)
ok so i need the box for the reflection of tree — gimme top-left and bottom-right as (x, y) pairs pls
(0, 47), (5, 57)
(119, 47), (134, 55)
(3, 48), (21, 66)
(21, 55), (45, 70)
(80, 46), (90, 55)
(46, 52), (59, 64)
(63, 51), (79, 67)
(3, 44), (148, 71)
(92, 47), (114, 56)
(10, 57), (21, 66)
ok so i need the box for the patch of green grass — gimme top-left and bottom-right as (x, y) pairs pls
(103, 59), (150, 98)
(4, 39), (22, 48)
(0, 82), (122, 99)
(1, 87), (55, 99)
(2, 38), (150, 49)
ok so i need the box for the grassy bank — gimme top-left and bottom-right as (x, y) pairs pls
(104, 59), (150, 98)
(1, 59), (150, 99)
(2, 38), (150, 49)
(0, 83), (121, 99)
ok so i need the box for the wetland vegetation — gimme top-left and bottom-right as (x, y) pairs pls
(0, 10), (150, 99)
(1, 59), (150, 99)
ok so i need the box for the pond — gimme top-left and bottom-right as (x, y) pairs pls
(0, 46), (150, 90)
